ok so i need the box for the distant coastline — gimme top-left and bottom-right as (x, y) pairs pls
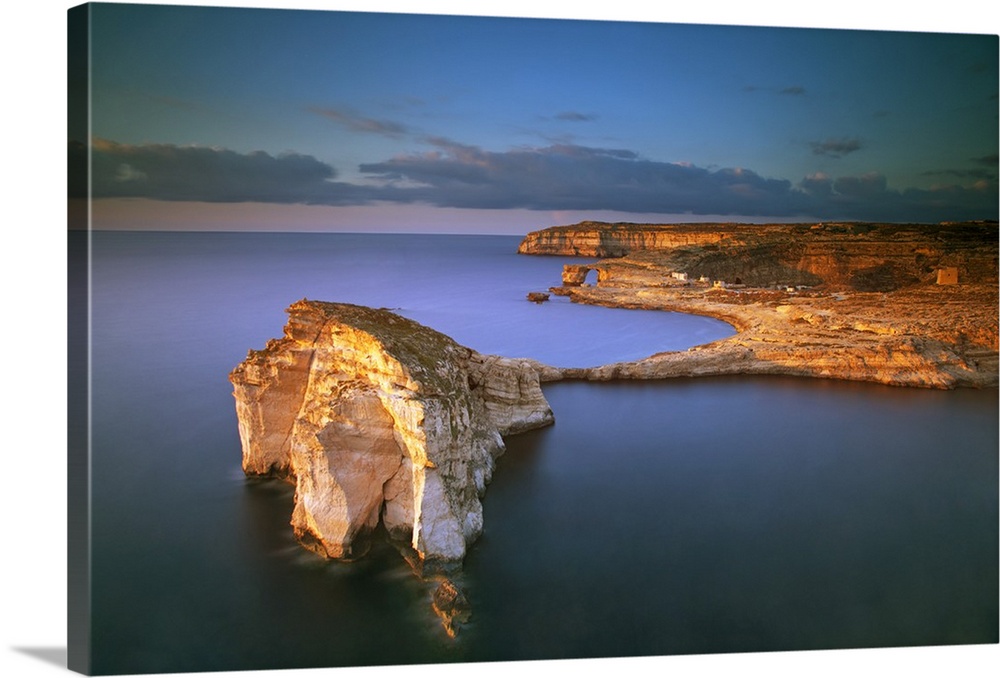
(518, 221), (999, 389)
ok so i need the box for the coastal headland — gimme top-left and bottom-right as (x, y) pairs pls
(519, 220), (998, 389)
(230, 220), (996, 635)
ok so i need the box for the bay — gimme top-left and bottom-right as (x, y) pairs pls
(80, 231), (997, 674)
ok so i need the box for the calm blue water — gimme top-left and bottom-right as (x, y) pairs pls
(80, 231), (997, 675)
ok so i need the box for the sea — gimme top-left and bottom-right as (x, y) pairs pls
(74, 231), (998, 674)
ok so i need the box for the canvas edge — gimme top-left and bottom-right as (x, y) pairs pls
(67, 3), (92, 675)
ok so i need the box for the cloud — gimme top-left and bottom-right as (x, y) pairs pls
(743, 85), (805, 96)
(923, 168), (997, 181)
(114, 162), (148, 183)
(797, 171), (997, 221)
(810, 137), (862, 158)
(357, 142), (778, 212)
(833, 171), (887, 197)
(79, 138), (375, 204)
(922, 154), (998, 182)
(799, 172), (833, 196)
(309, 106), (410, 138)
(358, 143), (996, 220)
(554, 111), (598, 122)
(74, 138), (998, 222)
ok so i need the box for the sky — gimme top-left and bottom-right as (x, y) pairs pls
(72, 1), (998, 233)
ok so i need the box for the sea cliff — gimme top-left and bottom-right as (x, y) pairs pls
(520, 221), (998, 389)
(519, 221), (998, 289)
(229, 300), (554, 570)
(517, 220), (736, 256)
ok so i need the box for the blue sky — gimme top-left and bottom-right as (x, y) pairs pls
(75, 1), (998, 232)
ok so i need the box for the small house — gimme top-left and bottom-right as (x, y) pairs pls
(936, 267), (958, 285)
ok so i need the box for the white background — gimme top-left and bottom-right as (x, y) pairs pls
(2, 1), (997, 677)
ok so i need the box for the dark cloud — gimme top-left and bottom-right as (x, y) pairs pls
(922, 155), (998, 182)
(833, 172), (887, 197)
(743, 84), (806, 97)
(810, 137), (862, 158)
(923, 168), (997, 181)
(554, 111), (598, 122)
(79, 138), (376, 204)
(799, 172), (834, 196)
(309, 106), (410, 138)
(358, 142), (790, 213)
(76, 138), (998, 222)
(362, 142), (996, 220)
(798, 171), (997, 221)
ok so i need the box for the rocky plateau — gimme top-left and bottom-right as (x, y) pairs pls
(519, 220), (998, 389)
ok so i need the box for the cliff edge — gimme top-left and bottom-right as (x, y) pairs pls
(518, 221), (998, 290)
(520, 221), (998, 389)
(229, 300), (554, 570)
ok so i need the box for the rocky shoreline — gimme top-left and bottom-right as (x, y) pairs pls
(519, 221), (998, 389)
(229, 221), (996, 636)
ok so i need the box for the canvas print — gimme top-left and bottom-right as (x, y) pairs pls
(67, 2), (998, 676)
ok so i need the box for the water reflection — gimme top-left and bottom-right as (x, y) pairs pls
(460, 378), (998, 658)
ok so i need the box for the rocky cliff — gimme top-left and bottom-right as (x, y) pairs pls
(519, 221), (998, 291)
(520, 220), (997, 389)
(230, 300), (554, 570)
(517, 220), (740, 256)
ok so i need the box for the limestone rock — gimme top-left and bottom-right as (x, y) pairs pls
(520, 220), (997, 389)
(431, 578), (472, 638)
(544, 270), (998, 389)
(519, 220), (998, 291)
(517, 220), (733, 257)
(561, 265), (590, 286)
(230, 300), (554, 567)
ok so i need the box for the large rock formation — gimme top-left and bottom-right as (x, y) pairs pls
(519, 221), (998, 291)
(230, 300), (554, 569)
(520, 221), (998, 389)
(518, 220), (735, 257)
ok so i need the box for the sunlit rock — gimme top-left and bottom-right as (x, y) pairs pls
(230, 300), (554, 567)
(432, 578), (472, 638)
(525, 221), (998, 389)
(561, 265), (591, 286)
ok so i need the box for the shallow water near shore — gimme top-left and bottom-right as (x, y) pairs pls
(79, 231), (997, 673)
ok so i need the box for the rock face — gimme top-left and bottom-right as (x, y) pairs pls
(520, 221), (998, 291)
(518, 220), (733, 257)
(521, 221), (997, 390)
(431, 579), (472, 638)
(230, 300), (554, 568)
(550, 284), (999, 389)
(561, 264), (591, 286)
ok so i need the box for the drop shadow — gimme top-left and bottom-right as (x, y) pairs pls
(12, 646), (67, 669)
